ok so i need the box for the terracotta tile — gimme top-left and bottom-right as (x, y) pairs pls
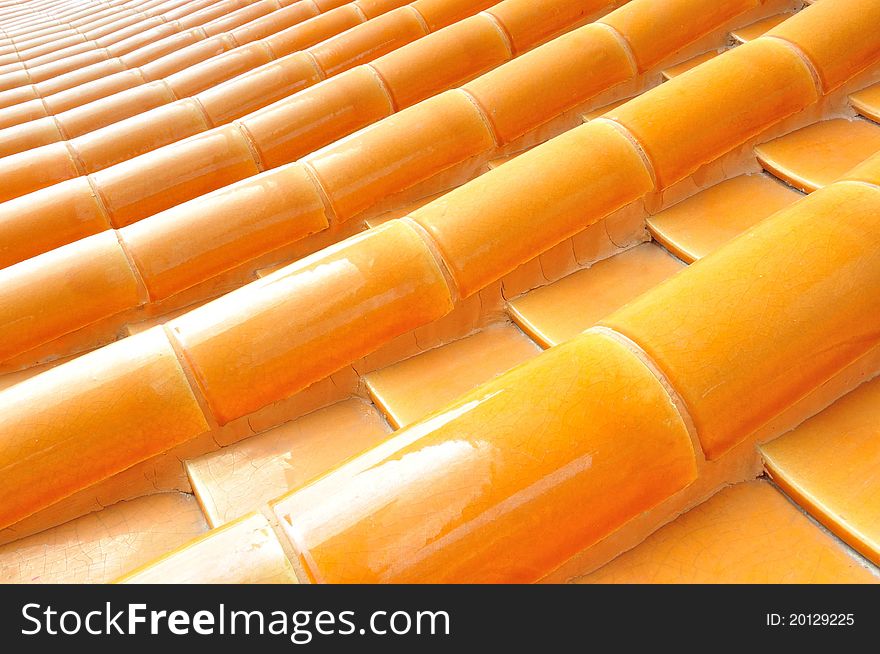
(599, 0), (758, 72)
(57, 80), (178, 138)
(310, 8), (427, 77)
(187, 398), (391, 526)
(0, 493), (208, 584)
(265, 5), (364, 58)
(241, 66), (393, 170)
(0, 327), (209, 529)
(729, 13), (791, 44)
(660, 50), (718, 80)
(602, 182), (880, 459)
(412, 119), (653, 298)
(73, 98), (212, 173)
(766, 0), (880, 92)
(0, 177), (110, 270)
(755, 118), (880, 192)
(850, 82), (880, 122)
(116, 512), (297, 583)
(195, 52), (323, 125)
(370, 14), (511, 110)
(122, 163), (328, 301)
(166, 42), (276, 98)
(464, 23), (634, 144)
(581, 481), (878, 584)
(606, 39), (818, 189)
(305, 89), (495, 222)
(272, 330), (696, 583)
(509, 244), (684, 348)
(486, 0), (614, 54)
(139, 34), (234, 81)
(230, 2), (320, 44)
(0, 141), (80, 204)
(762, 376), (880, 565)
(647, 174), (802, 262)
(410, 0), (497, 31)
(92, 123), (261, 228)
(171, 220), (453, 424)
(366, 324), (541, 428)
(43, 70), (147, 114)
(0, 230), (141, 362)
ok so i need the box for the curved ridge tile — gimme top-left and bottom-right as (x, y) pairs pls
(272, 330), (696, 583)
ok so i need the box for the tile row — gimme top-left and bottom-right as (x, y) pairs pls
(0, 0), (398, 131)
(2, 0), (877, 565)
(0, 0), (765, 364)
(185, 0), (880, 581)
(0, 0), (501, 202)
(0, 0), (265, 88)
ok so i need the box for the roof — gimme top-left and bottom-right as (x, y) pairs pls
(0, 0), (878, 583)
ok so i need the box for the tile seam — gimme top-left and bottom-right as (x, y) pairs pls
(400, 215), (461, 305)
(299, 160), (340, 224)
(188, 94), (215, 128)
(363, 62), (398, 112)
(760, 34), (823, 95)
(406, 4), (430, 35)
(458, 87), (502, 147)
(234, 120), (267, 171)
(478, 11), (514, 58)
(592, 21), (638, 77)
(586, 325), (705, 464)
(301, 49), (327, 80)
(112, 228), (151, 306)
(593, 116), (659, 190)
(162, 323), (223, 431)
(350, 2), (368, 22)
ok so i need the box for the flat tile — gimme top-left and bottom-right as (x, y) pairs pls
(647, 174), (802, 262)
(508, 244), (684, 348)
(730, 13), (791, 44)
(581, 481), (878, 584)
(0, 493), (208, 584)
(762, 376), (880, 565)
(116, 513), (298, 584)
(363, 191), (446, 229)
(850, 82), (880, 123)
(186, 398), (391, 527)
(755, 118), (880, 191)
(660, 50), (719, 80)
(581, 96), (633, 121)
(364, 324), (540, 428)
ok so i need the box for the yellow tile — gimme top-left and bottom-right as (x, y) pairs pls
(762, 376), (880, 565)
(116, 513), (298, 584)
(186, 398), (391, 527)
(850, 82), (880, 123)
(364, 324), (540, 428)
(647, 174), (802, 262)
(730, 13), (791, 44)
(660, 50), (719, 80)
(755, 118), (880, 192)
(508, 244), (684, 348)
(581, 481), (878, 584)
(0, 493), (207, 584)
